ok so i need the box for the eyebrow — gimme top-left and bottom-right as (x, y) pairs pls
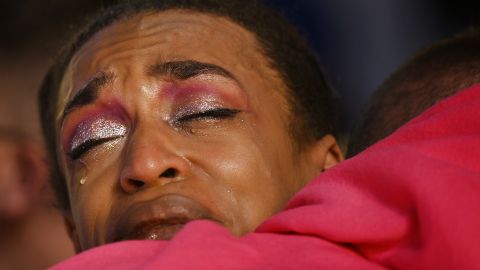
(147, 60), (240, 83)
(61, 60), (239, 120)
(62, 72), (114, 120)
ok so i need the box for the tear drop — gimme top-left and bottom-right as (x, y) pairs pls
(76, 160), (89, 186)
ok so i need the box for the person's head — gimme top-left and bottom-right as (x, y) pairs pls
(0, 129), (75, 269)
(347, 28), (480, 157)
(39, 0), (342, 251)
(0, 129), (47, 223)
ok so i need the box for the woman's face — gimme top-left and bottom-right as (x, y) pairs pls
(56, 11), (339, 251)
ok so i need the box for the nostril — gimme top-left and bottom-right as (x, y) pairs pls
(160, 168), (177, 178)
(128, 179), (145, 188)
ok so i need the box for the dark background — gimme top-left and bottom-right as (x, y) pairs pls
(1, 0), (479, 134)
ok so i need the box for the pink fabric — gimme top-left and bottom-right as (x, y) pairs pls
(51, 84), (480, 269)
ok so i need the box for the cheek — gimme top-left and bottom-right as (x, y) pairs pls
(70, 168), (118, 249)
(66, 139), (124, 188)
(68, 146), (123, 248)
(193, 134), (293, 234)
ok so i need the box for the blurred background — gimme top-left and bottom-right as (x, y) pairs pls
(266, 0), (480, 132)
(0, 1), (479, 269)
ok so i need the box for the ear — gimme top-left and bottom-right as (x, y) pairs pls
(303, 134), (344, 177)
(20, 140), (49, 200)
(319, 134), (344, 171)
(63, 212), (82, 253)
(0, 138), (46, 220)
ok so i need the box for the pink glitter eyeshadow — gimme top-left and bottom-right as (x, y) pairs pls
(70, 118), (127, 152)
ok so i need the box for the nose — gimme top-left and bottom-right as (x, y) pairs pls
(119, 126), (190, 194)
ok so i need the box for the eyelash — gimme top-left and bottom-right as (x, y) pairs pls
(67, 108), (239, 160)
(67, 135), (124, 160)
(175, 108), (240, 123)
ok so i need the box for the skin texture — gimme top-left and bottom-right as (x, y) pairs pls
(56, 10), (342, 251)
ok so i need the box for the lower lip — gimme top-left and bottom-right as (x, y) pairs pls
(128, 222), (187, 241)
(109, 194), (221, 243)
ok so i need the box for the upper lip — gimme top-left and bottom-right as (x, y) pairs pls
(107, 194), (219, 243)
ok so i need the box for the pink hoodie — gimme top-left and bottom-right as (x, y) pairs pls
(51, 84), (480, 269)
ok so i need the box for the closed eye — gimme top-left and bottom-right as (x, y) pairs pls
(176, 108), (240, 123)
(67, 135), (124, 160)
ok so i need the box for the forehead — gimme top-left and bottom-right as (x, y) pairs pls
(73, 10), (260, 71)
(57, 10), (287, 118)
